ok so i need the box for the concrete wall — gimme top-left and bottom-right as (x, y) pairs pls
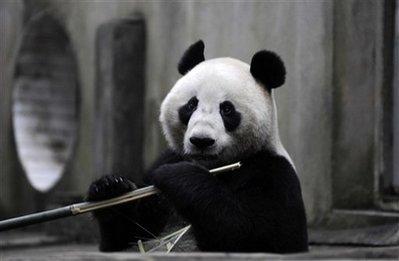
(0, 0), (392, 226)
(0, 0), (38, 217)
(332, 0), (383, 209)
(393, 0), (399, 189)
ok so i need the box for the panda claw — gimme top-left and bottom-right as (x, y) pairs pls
(87, 175), (136, 201)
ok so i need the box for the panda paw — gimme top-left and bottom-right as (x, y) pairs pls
(86, 175), (138, 221)
(87, 175), (137, 202)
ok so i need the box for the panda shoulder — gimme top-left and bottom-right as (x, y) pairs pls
(243, 150), (299, 184)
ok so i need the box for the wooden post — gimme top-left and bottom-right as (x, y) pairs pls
(94, 17), (146, 181)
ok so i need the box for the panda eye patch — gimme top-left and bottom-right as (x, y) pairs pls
(187, 97), (198, 111)
(220, 101), (234, 116)
(220, 101), (241, 132)
(178, 96), (198, 125)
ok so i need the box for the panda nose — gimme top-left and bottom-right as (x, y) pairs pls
(190, 137), (215, 149)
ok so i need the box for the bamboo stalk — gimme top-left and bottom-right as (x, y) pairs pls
(0, 162), (241, 232)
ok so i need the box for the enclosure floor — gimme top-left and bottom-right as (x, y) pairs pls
(1, 244), (399, 260)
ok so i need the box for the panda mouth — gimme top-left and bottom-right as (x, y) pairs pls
(189, 153), (219, 160)
(187, 148), (225, 161)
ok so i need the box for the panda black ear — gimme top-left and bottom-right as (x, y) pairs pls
(250, 50), (286, 89)
(178, 40), (205, 75)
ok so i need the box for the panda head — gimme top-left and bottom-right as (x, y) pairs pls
(160, 40), (289, 167)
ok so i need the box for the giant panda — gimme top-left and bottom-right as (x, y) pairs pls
(87, 40), (308, 253)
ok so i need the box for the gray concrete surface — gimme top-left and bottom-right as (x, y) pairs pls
(1, 244), (399, 260)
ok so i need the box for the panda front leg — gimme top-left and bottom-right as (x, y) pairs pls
(87, 150), (182, 252)
(150, 161), (254, 252)
(87, 175), (170, 252)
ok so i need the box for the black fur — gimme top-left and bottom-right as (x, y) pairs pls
(87, 176), (170, 251)
(250, 50), (286, 89)
(87, 149), (308, 253)
(87, 150), (182, 252)
(220, 101), (241, 132)
(178, 96), (198, 125)
(178, 40), (205, 75)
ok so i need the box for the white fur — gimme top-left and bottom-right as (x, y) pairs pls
(160, 57), (294, 167)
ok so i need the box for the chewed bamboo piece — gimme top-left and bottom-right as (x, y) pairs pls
(137, 224), (192, 253)
(0, 162), (241, 232)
